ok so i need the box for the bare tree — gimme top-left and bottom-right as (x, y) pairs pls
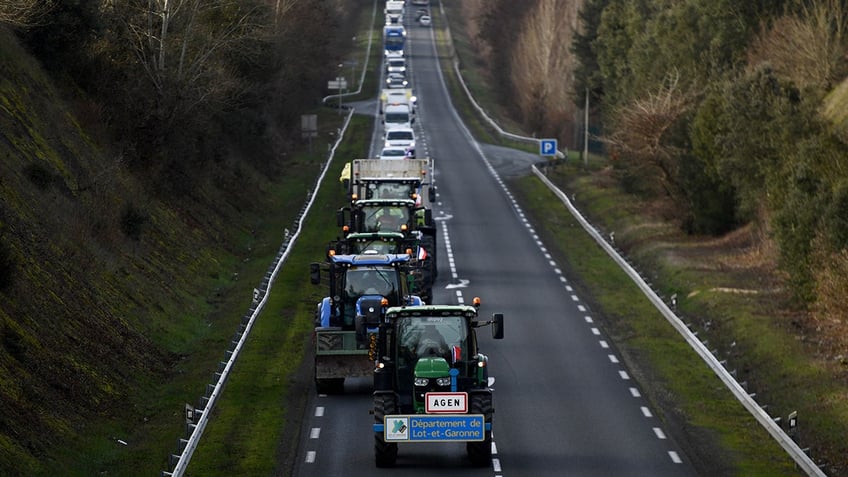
(748, 0), (848, 91)
(509, 0), (580, 133)
(109, 0), (268, 124)
(603, 71), (694, 198)
(0, 0), (54, 27)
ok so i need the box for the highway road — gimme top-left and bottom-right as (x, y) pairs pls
(292, 7), (697, 476)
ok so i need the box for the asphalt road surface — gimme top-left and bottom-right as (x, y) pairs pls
(292, 9), (697, 477)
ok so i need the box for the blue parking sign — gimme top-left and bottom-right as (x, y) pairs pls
(540, 139), (557, 156)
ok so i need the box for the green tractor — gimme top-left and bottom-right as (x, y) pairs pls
(371, 299), (504, 467)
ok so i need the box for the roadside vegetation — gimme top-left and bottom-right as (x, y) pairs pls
(440, 0), (848, 474)
(0, 0), (369, 474)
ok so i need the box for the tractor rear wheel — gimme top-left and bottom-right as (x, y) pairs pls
(374, 394), (399, 467)
(467, 393), (493, 467)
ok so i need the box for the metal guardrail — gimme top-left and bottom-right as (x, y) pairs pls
(436, 0), (826, 474)
(531, 167), (826, 477)
(437, 1), (564, 160)
(160, 108), (355, 477)
(321, 0), (377, 106)
(161, 1), (379, 473)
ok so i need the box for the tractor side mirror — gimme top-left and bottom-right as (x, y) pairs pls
(428, 186), (436, 202)
(423, 208), (432, 226)
(492, 313), (504, 339)
(310, 263), (321, 285)
(337, 209), (346, 228)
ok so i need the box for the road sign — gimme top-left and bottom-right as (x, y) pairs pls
(426, 392), (467, 413)
(540, 138), (557, 156)
(327, 78), (348, 90)
(383, 414), (485, 442)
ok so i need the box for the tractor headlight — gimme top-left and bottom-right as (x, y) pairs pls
(436, 377), (451, 387)
(414, 377), (429, 386)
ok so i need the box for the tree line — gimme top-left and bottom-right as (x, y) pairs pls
(476, 0), (848, 313)
(3, 0), (347, 187)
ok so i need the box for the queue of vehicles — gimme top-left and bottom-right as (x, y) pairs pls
(311, 1), (505, 468)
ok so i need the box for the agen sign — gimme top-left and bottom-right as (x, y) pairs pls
(425, 392), (468, 413)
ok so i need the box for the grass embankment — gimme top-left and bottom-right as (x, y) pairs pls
(185, 114), (370, 474)
(185, 5), (381, 474)
(431, 0), (845, 474)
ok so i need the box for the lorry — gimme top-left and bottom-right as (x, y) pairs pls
(310, 252), (424, 394)
(383, 25), (406, 57)
(380, 88), (417, 114)
(384, 0), (405, 25)
(371, 300), (505, 467)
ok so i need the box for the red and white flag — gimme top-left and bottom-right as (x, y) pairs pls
(417, 246), (428, 260)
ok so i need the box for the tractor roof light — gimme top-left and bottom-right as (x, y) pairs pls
(405, 248), (413, 255)
(351, 193), (358, 200)
(342, 225), (350, 233)
(477, 360), (486, 368)
(328, 249), (336, 256)
(472, 297), (482, 307)
(401, 224), (408, 231)
(381, 297), (389, 306)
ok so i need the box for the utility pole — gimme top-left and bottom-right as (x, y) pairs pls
(583, 87), (589, 168)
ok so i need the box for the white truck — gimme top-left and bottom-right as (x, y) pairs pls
(385, 0), (405, 25)
(383, 103), (414, 130)
(380, 88), (417, 114)
(347, 158), (435, 209)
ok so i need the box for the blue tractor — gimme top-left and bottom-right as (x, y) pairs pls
(310, 252), (423, 394)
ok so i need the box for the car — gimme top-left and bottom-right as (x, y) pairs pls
(385, 57), (407, 75)
(385, 73), (408, 89)
(383, 127), (416, 157)
(419, 15), (431, 27)
(415, 9), (428, 20)
(379, 146), (410, 160)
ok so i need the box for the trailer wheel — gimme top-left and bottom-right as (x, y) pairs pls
(467, 393), (493, 467)
(374, 394), (398, 467)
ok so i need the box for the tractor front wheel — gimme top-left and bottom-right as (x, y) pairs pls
(374, 393), (399, 467)
(467, 393), (493, 467)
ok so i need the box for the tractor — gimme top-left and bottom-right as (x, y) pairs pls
(371, 299), (504, 467)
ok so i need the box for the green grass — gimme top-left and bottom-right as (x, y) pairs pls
(187, 114), (371, 474)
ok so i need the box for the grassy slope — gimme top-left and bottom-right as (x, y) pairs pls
(0, 22), (349, 476)
(435, 1), (848, 475)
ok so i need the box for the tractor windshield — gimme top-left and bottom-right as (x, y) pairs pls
(396, 316), (468, 361)
(361, 205), (410, 232)
(344, 266), (398, 298)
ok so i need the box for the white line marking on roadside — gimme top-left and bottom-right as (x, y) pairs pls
(608, 354), (619, 364)
(600, 340), (609, 348)
(315, 407), (324, 417)
(641, 406), (653, 417)
(305, 451), (316, 463)
(310, 428), (321, 439)
(492, 442), (498, 454)
(630, 387), (641, 398)
(584, 316), (593, 323)
(578, 305), (586, 312)
(653, 427), (667, 439)
(493, 458), (502, 472)
(591, 328), (600, 335)
(669, 451), (682, 463)
(619, 370), (630, 380)
(571, 295), (580, 302)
